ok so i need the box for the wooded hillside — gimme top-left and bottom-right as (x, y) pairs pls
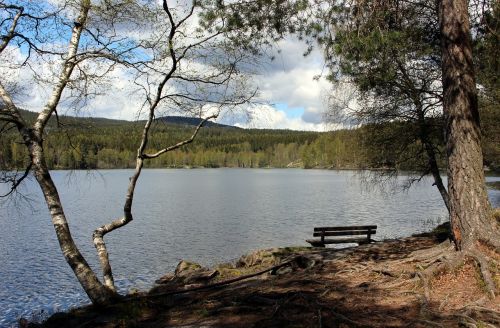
(1, 110), (497, 171)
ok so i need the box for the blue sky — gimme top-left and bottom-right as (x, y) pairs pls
(274, 103), (304, 119)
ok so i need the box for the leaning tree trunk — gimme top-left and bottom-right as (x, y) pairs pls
(28, 137), (117, 305)
(418, 117), (450, 214)
(395, 57), (450, 213)
(439, 0), (497, 250)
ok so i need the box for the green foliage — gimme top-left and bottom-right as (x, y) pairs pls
(1, 110), (497, 171)
(316, 0), (448, 185)
(199, 0), (311, 55)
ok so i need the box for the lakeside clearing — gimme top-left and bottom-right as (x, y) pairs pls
(30, 222), (500, 328)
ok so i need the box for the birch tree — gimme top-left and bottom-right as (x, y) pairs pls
(0, 0), (256, 304)
(0, 0), (119, 305)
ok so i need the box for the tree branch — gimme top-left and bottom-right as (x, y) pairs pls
(0, 81), (26, 127)
(0, 162), (32, 198)
(0, 5), (23, 54)
(33, 0), (91, 136)
(142, 114), (218, 159)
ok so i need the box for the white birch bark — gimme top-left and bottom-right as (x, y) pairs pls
(0, 0), (117, 304)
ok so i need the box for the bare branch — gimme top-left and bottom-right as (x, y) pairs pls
(0, 162), (32, 198)
(33, 0), (91, 135)
(0, 81), (26, 127)
(143, 114), (218, 159)
(162, 89), (256, 106)
(11, 32), (65, 56)
(0, 5), (23, 54)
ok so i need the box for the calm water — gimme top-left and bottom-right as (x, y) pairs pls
(0, 169), (499, 326)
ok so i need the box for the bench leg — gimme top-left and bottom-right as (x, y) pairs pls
(308, 241), (325, 247)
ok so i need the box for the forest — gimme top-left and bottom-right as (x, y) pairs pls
(1, 108), (498, 171)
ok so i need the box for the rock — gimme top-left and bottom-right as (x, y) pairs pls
(155, 273), (175, 284)
(153, 249), (321, 293)
(155, 260), (219, 289)
(269, 255), (320, 275)
(236, 248), (280, 268)
(183, 269), (219, 284)
(175, 260), (205, 276)
(293, 255), (318, 269)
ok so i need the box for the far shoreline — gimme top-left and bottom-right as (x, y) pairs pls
(16, 166), (500, 175)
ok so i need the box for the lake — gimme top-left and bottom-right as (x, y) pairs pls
(0, 169), (499, 326)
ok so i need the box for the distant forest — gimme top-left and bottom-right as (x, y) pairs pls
(1, 109), (498, 171)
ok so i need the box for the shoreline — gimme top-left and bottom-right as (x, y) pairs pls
(28, 224), (500, 328)
(5, 166), (500, 176)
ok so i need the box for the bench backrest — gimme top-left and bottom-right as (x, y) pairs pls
(313, 225), (377, 240)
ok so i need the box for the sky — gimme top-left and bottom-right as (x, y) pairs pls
(81, 37), (335, 131)
(217, 38), (334, 131)
(2, 1), (339, 132)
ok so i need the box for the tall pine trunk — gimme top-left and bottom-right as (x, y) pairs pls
(438, 0), (495, 250)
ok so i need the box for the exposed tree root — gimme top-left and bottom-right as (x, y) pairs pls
(462, 306), (500, 327)
(467, 250), (497, 298)
(373, 240), (498, 328)
(454, 311), (500, 328)
(438, 292), (451, 311)
(372, 268), (399, 277)
(409, 239), (455, 262)
(407, 319), (443, 328)
(462, 305), (500, 325)
(415, 251), (465, 304)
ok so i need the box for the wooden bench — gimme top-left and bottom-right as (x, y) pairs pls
(306, 225), (377, 247)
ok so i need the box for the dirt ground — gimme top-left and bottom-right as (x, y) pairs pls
(31, 232), (499, 328)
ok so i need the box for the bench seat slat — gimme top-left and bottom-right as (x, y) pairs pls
(306, 238), (372, 245)
(314, 225), (377, 231)
(313, 230), (376, 237)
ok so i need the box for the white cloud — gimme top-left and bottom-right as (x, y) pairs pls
(235, 37), (334, 130)
(223, 105), (341, 132)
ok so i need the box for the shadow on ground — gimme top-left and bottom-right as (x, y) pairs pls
(33, 234), (499, 328)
